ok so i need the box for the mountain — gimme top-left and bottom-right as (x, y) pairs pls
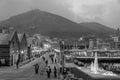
(80, 22), (114, 33)
(0, 9), (115, 38)
(80, 22), (116, 37)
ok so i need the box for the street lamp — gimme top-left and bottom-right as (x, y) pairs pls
(60, 40), (64, 62)
(59, 40), (65, 75)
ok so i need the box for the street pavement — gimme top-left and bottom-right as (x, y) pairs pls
(0, 52), (61, 80)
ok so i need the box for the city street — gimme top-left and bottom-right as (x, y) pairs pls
(0, 52), (60, 80)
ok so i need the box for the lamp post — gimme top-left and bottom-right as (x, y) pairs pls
(59, 40), (65, 76)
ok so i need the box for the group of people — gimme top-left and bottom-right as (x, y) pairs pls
(33, 55), (60, 79)
(45, 55), (59, 78)
(34, 63), (39, 74)
(50, 55), (58, 64)
(46, 65), (68, 79)
(46, 66), (58, 78)
(33, 53), (69, 79)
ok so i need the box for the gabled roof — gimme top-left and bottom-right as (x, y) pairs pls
(18, 34), (23, 42)
(18, 33), (27, 43)
(0, 34), (9, 44)
(0, 31), (16, 45)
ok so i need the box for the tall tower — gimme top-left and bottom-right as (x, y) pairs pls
(113, 28), (120, 49)
(116, 28), (120, 37)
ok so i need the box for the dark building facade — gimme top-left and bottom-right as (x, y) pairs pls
(0, 31), (20, 66)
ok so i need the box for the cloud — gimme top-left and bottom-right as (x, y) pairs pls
(55, 0), (113, 19)
(55, 0), (120, 28)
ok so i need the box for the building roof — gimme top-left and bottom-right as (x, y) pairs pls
(18, 34), (23, 42)
(0, 31), (16, 45)
(0, 34), (9, 44)
(18, 33), (28, 43)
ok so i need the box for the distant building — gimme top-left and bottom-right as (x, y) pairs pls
(89, 39), (94, 49)
(110, 28), (120, 49)
(0, 31), (20, 66)
(81, 35), (97, 49)
(60, 39), (88, 50)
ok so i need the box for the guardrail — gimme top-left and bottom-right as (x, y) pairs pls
(19, 58), (35, 67)
(74, 56), (120, 59)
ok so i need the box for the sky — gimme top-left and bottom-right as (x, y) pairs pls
(0, 0), (120, 29)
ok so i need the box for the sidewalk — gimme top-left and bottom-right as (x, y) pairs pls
(21, 53), (48, 69)
(0, 65), (16, 73)
(0, 58), (37, 74)
(0, 53), (62, 80)
(30, 53), (62, 80)
(20, 58), (39, 68)
(0, 53), (47, 73)
(19, 58), (35, 67)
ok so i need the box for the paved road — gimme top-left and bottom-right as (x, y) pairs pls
(0, 52), (61, 80)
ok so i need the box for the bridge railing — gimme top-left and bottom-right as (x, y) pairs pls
(73, 56), (120, 59)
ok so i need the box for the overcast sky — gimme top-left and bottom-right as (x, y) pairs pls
(0, 0), (120, 29)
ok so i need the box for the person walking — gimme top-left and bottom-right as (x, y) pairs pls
(16, 59), (20, 69)
(63, 67), (68, 79)
(33, 63), (39, 74)
(54, 66), (57, 78)
(51, 57), (54, 64)
(55, 58), (57, 64)
(46, 66), (51, 78)
(45, 60), (48, 66)
(60, 66), (62, 74)
(42, 56), (45, 61)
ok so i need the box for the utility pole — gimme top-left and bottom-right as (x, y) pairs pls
(59, 40), (65, 79)
(60, 40), (65, 66)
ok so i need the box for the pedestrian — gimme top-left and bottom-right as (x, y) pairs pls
(46, 66), (51, 78)
(54, 66), (57, 78)
(63, 67), (67, 75)
(45, 60), (48, 66)
(33, 63), (39, 74)
(51, 57), (54, 64)
(55, 58), (57, 64)
(63, 67), (68, 79)
(16, 59), (20, 69)
(42, 56), (45, 61)
(60, 66), (62, 74)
